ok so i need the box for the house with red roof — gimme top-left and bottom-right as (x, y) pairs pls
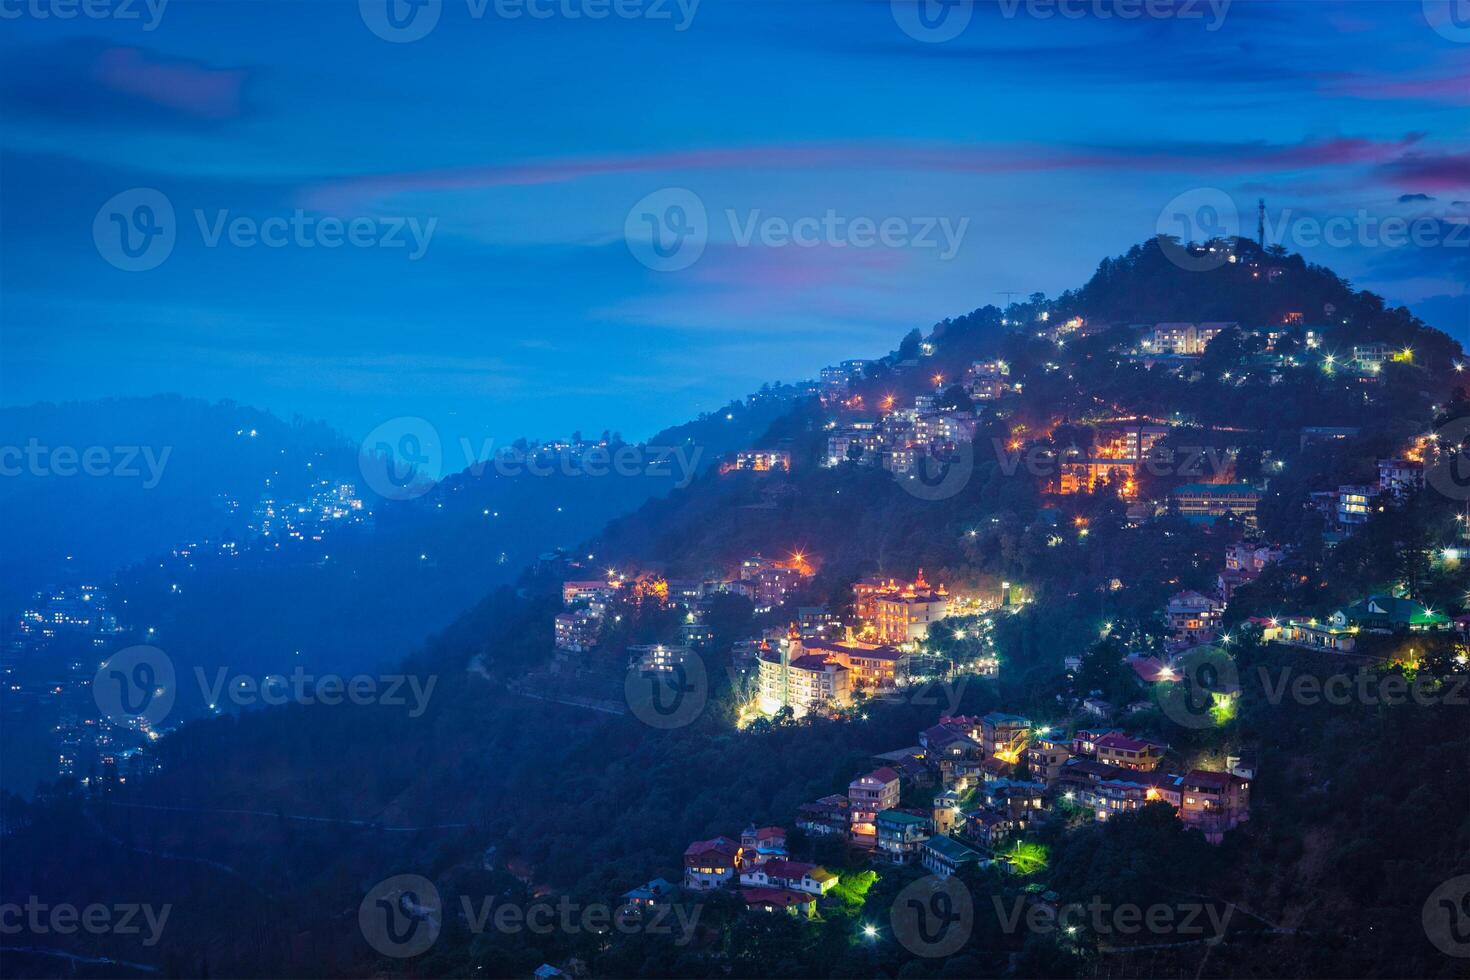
(740, 887), (816, 916)
(740, 859), (837, 896)
(1093, 732), (1167, 771)
(848, 767), (901, 848)
(682, 836), (745, 890)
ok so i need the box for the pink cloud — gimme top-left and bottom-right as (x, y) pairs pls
(1317, 69), (1470, 106)
(92, 47), (246, 120)
(1377, 152), (1470, 192)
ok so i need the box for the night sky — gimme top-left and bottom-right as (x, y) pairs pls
(3, 0), (1467, 449)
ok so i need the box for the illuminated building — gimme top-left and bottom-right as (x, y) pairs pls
(1057, 422), (1168, 496)
(856, 569), (951, 644)
(683, 837), (745, 890)
(1142, 322), (1234, 355)
(724, 450), (792, 473)
(848, 768), (901, 848)
(1171, 483), (1259, 523)
(756, 639), (851, 718)
(1166, 591), (1222, 647)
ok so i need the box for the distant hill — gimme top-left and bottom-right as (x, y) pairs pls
(0, 395), (353, 608)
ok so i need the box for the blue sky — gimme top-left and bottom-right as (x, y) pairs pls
(2, 0), (1466, 448)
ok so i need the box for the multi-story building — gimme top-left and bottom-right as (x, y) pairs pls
(1336, 485), (1376, 526)
(1178, 770), (1251, 844)
(627, 644), (691, 673)
(726, 450), (792, 473)
(795, 794), (850, 837)
(1172, 483), (1260, 523)
(1378, 458), (1424, 497)
(848, 768), (901, 848)
(754, 566), (805, 611)
(562, 579), (620, 606)
(795, 637), (908, 694)
(1166, 591), (1222, 647)
(553, 609), (602, 652)
(1057, 422), (1169, 497)
(1024, 735), (1072, 785)
(979, 712), (1031, 762)
(870, 571), (951, 644)
(756, 646), (851, 718)
(1093, 732), (1167, 771)
(875, 810), (931, 865)
(683, 837), (745, 890)
(1145, 322), (1233, 355)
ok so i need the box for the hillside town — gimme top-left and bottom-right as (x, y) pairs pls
(515, 308), (1470, 936)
